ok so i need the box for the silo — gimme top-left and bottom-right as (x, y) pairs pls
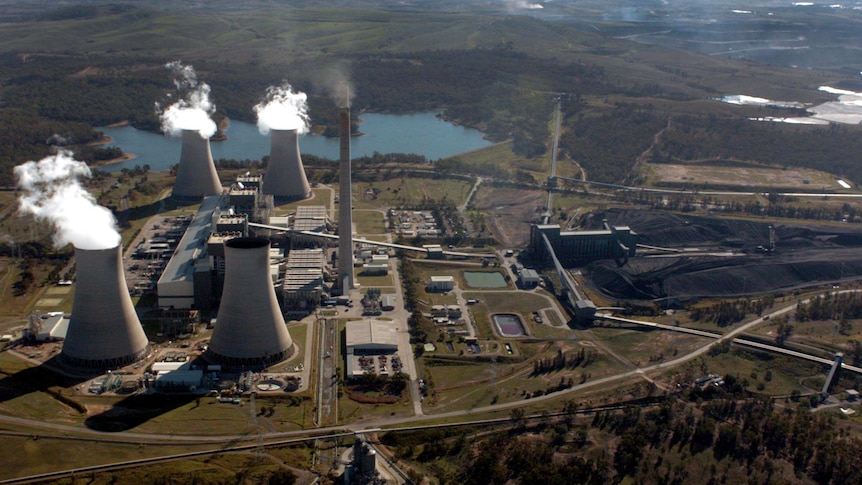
(172, 129), (223, 200)
(262, 129), (311, 202)
(207, 237), (293, 368)
(61, 245), (149, 369)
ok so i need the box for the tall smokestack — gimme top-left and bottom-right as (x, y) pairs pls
(337, 95), (355, 294)
(61, 245), (149, 369)
(262, 129), (311, 202)
(172, 129), (222, 200)
(207, 237), (293, 368)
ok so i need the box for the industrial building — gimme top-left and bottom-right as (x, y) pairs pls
(289, 205), (330, 247)
(427, 275), (455, 292)
(281, 248), (327, 312)
(23, 311), (69, 342)
(61, 245), (149, 370)
(158, 196), (224, 311)
(380, 294), (397, 311)
(518, 268), (541, 289)
(529, 222), (637, 267)
(344, 319), (399, 378)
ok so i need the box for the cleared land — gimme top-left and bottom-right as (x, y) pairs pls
(647, 161), (841, 190)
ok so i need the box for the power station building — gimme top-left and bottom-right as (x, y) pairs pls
(157, 196), (224, 312)
(281, 248), (327, 313)
(155, 173), (341, 321)
(530, 223), (638, 267)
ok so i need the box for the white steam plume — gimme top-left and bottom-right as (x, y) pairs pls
(156, 61), (217, 139)
(14, 150), (121, 250)
(503, 0), (544, 12)
(254, 82), (310, 134)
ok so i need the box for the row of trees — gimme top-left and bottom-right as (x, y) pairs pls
(796, 291), (862, 322)
(613, 189), (861, 223)
(690, 295), (775, 326)
(531, 348), (596, 375)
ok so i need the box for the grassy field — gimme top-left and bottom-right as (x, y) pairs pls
(645, 161), (840, 190)
(356, 272), (394, 288)
(351, 176), (475, 210)
(3, 439), (314, 483)
(272, 187), (333, 214)
(699, 346), (829, 396)
(454, 140), (550, 178)
(464, 290), (558, 338)
(590, 325), (714, 368)
(353, 209), (387, 235)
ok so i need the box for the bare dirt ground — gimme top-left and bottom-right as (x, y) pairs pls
(580, 209), (862, 301)
(470, 184), (546, 248)
(648, 162), (836, 189)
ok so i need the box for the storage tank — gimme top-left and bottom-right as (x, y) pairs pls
(61, 245), (149, 369)
(262, 129), (311, 202)
(207, 237), (293, 368)
(172, 129), (222, 200)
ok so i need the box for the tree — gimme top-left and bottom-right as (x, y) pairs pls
(510, 407), (526, 430)
(775, 321), (793, 345)
(267, 468), (297, 485)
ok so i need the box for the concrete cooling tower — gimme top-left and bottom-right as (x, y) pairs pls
(60, 245), (149, 370)
(262, 129), (311, 202)
(172, 129), (223, 200)
(206, 237), (293, 368)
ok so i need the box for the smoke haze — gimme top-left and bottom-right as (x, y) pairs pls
(254, 82), (310, 134)
(156, 60), (217, 139)
(318, 62), (355, 108)
(14, 150), (122, 250)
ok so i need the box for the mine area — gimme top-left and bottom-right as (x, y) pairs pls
(581, 209), (862, 301)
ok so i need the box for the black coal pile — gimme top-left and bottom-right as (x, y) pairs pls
(582, 209), (862, 300)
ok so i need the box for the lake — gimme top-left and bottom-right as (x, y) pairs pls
(97, 112), (493, 172)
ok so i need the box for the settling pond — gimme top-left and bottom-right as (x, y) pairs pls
(463, 271), (507, 288)
(493, 313), (526, 337)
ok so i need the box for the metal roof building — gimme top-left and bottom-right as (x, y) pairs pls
(345, 319), (398, 351)
(345, 319), (400, 378)
(157, 196), (223, 310)
(293, 206), (328, 232)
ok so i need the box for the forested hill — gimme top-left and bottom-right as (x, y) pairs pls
(1, 4), (859, 186)
(383, 396), (862, 484)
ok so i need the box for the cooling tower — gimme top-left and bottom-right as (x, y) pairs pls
(207, 237), (293, 368)
(172, 129), (223, 200)
(337, 106), (355, 293)
(262, 129), (311, 202)
(61, 245), (149, 369)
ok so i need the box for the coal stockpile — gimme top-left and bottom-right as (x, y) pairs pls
(583, 209), (862, 301)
